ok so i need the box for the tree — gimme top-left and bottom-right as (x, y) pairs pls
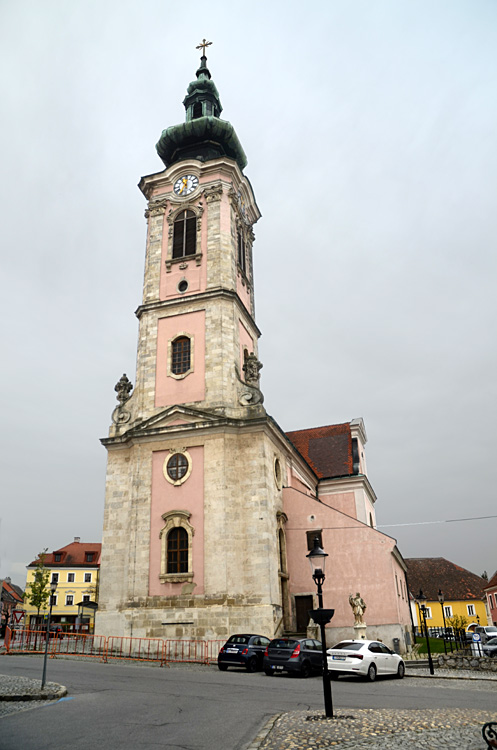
(24, 549), (50, 617)
(446, 614), (468, 631)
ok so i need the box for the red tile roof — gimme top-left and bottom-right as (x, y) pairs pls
(485, 570), (497, 590)
(29, 541), (101, 568)
(405, 557), (486, 602)
(285, 422), (353, 479)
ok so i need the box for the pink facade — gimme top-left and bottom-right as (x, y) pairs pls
(485, 573), (497, 626)
(149, 447), (205, 596)
(155, 310), (205, 407)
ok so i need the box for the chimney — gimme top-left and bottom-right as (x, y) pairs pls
(74, 536), (81, 543)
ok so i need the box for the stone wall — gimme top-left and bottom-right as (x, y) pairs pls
(437, 653), (497, 672)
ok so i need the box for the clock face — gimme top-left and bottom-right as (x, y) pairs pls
(173, 174), (199, 196)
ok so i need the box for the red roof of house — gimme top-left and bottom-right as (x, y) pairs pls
(285, 422), (353, 479)
(1, 580), (23, 603)
(405, 557), (486, 602)
(28, 541), (101, 568)
(485, 570), (497, 591)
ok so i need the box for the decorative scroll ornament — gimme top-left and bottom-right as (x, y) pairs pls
(243, 353), (263, 388)
(145, 198), (169, 218)
(112, 373), (133, 425)
(239, 354), (264, 406)
(203, 184), (223, 203)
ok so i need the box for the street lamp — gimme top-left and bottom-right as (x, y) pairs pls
(416, 590), (434, 675)
(437, 589), (449, 654)
(306, 537), (334, 718)
(41, 580), (57, 689)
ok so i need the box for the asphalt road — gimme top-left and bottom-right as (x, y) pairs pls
(1, 656), (496, 750)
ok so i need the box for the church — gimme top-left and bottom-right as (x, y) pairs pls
(96, 45), (412, 651)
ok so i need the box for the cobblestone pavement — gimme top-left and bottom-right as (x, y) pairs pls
(0, 674), (66, 719)
(254, 708), (497, 750)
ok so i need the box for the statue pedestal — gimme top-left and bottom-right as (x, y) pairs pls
(354, 623), (367, 640)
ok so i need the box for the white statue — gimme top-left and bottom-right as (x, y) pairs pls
(349, 592), (366, 625)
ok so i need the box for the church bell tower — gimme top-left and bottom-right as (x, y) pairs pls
(97, 45), (288, 640)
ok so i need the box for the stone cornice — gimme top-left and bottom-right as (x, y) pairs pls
(317, 473), (377, 505)
(134, 287), (261, 337)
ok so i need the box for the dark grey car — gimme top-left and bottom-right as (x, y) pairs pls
(263, 637), (323, 678)
(482, 637), (497, 657)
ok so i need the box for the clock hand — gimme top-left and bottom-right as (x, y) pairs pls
(179, 177), (188, 194)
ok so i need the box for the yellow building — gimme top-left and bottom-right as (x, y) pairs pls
(406, 557), (487, 629)
(24, 538), (101, 633)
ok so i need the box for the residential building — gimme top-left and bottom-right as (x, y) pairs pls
(484, 570), (497, 626)
(24, 538), (101, 632)
(96, 49), (412, 650)
(0, 578), (24, 636)
(405, 557), (487, 629)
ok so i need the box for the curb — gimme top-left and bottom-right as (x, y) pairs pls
(0, 686), (67, 702)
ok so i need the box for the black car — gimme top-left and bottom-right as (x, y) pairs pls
(218, 634), (270, 672)
(263, 637), (323, 678)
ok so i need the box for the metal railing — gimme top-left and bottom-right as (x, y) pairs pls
(5, 627), (225, 667)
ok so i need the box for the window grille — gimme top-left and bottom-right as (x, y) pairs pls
(171, 336), (191, 374)
(173, 210), (196, 258)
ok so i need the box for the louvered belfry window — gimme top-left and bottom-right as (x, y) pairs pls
(171, 336), (191, 375)
(173, 210), (196, 259)
(167, 527), (189, 573)
(237, 229), (246, 273)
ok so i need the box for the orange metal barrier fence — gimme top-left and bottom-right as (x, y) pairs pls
(4, 628), (226, 667)
(105, 636), (166, 665)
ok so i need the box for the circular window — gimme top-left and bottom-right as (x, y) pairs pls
(178, 279), (188, 293)
(166, 453), (188, 481)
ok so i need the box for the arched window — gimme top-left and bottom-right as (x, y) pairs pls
(167, 527), (189, 574)
(192, 101), (203, 119)
(171, 336), (191, 375)
(173, 210), (196, 259)
(237, 229), (246, 273)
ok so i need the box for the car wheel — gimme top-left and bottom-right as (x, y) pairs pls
(397, 662), (405, 679)
(218, 663), (228, 671)
(246, 656), (258, 673)
(264, 669), (273, 676)
(367, 663), (376, 682)
(301, 662), (311, 679)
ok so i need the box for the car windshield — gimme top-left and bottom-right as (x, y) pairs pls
(486, 628), (497, 634)
(269, 639), (298, 649)
(486, 638), (497, 645)
(227, 635), (250, 645)
(331, 641), (364, 651)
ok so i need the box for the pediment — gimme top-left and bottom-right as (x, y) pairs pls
(129, 405), (225, 435)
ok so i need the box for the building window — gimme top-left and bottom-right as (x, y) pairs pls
(467, 604), (475, 616)
(82, 595), (90, 603)
(67, 573), (75, 583)
(66, 595), (74, 606)
(167, 528), (189, 574)
(172, 210), (196, 259)
(489, 594), (494, 609)
(51, 573), (59, 584)
(166, 453), (188, 481)
(444, 605), (453, 618)
(237, 229), (246, 273)
(54, 553), (61, 562)
(159, 510), (194, 582)
(171, 336), (191, 375)
(424, 607), (432, 619)
(50, 595), (57, 606)
(84, 573), (92, 583)
(85, 553), (94, 563)
(192, 101), (203, 119)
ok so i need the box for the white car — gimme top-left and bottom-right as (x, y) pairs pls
(327, 639), (405, 681)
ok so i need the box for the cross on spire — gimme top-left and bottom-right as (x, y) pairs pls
(196, 38), (212, 57)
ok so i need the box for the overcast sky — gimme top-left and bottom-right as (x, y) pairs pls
(1, 0), (496, 588)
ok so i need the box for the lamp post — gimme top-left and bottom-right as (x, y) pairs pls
(437, 589), (449, 654)
(41, 580), (57, 689)
(306, 537), (334, 718)
(416, 590), (434, 675)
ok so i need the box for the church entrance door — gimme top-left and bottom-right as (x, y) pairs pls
(295, 595), (313, 633)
